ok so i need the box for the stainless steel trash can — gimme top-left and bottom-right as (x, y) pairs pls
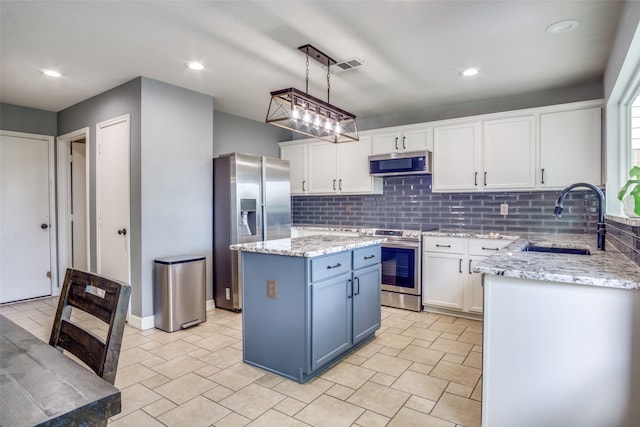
(154, 255), (206, 332)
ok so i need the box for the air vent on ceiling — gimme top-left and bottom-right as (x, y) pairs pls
(332, 57), (365, 73)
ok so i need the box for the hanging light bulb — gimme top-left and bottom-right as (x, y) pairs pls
(292, 106), (300, 121)
(314, 109), (321, 128)
(303, 105), (311, 123)
(335, 117), (342, 134)
(324, 115), (333, 131)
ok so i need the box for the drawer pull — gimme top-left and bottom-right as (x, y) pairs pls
(363, 254), (376, 260)
(436, 244), (451, 248)
(327, 263), (342, 269)
(481, 246), (500, 251)
(459, 258), (463, 273)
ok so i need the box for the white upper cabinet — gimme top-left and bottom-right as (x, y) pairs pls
(309, 136), (382, 195)
(433, 122), (481, 191)
(280, 142), (309, 195)
(282, 100), (602, 195)
(539, 107), (602, 189)
(433, 116), (535, 192)
(281, 136), (382, 196)
(370, 127), (431, 155)
(308, 142), (338, 193)
(432, 101), (602, 192)
(483, 116), (536, 190)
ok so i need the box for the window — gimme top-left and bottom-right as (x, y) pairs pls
(633, 94), (640, 166)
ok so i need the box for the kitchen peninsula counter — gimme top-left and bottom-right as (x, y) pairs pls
(471, 232), (640, 290)
(457, 231), (640, 426)
(231, 235), (384, 383)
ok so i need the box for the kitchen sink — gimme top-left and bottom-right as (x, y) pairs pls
(522, 244), (591, 256)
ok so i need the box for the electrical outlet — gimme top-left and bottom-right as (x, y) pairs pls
(500, 203), (509, 215)
(267, 280), (277, 298)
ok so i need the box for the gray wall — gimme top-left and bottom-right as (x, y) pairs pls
(140, 78), (214, 317)
(0, 103), (57, 135)
(357, 81), (603, 131)
(213, 110), (290, 158)
(58, 78), (144, 311)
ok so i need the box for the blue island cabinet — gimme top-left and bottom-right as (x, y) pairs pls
(241, 245), (381, 383)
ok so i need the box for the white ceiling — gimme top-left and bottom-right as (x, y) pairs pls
(0, 1), (624, 124)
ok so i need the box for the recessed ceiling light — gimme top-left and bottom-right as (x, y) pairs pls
(546, 19), (579, 34)
(461, 68), (479, 77)
(186, 61), (204, 70)
(42, 69), (61, 77)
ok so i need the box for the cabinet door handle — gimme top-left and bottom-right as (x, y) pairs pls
(541, 168), (545, 184)
(436, 244), (451, 248)
(469, 259), (473, 275)
(333, 179), (337, 191)
(395, 137), (399, 150)
(474, 172), (478, 186)
(459, 259), (463, 273)
(339, 179), (342, 191)
(363, 254), (376, 260)
(402, 136), (406, 149)
(354, 276), (360, 296)
(481, 246), (500, 251)
(302, 180), (306, 192)
(484, 171), (487, 186)
(347, 279), (353, 299)
(327, 263), (342, 269)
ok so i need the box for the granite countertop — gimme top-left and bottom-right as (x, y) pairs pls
(422, 229), (521, 240)
(230, 235), (386, 258)
(470, 233), (640, 291)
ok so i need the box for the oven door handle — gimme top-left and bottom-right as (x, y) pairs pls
(381, 241), (420, 249)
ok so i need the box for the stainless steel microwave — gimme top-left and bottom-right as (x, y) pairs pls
(368, 150), (432, 176)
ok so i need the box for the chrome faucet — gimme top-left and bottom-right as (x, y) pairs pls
(554, 182), (606, 250)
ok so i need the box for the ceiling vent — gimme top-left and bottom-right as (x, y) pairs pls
(332, 58), (365, 73)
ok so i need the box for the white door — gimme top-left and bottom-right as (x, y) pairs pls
(96, 115), (131, 284)
(308, 142), (338, 193)
(338, 136), (373, 193)
(280, 143), (309, 194)
(433, 122), (481, 191)
(0, 131), (55, 303)
(71, 141), (88, 270)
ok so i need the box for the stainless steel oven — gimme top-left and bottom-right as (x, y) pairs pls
(363, 228), (435, 311)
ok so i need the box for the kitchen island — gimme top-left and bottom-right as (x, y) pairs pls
(230, 235), (385, 383)
(473, 233), (640, 427)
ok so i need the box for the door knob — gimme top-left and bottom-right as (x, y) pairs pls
(117, 228), (127, 235)
(41, 223), (49, 230)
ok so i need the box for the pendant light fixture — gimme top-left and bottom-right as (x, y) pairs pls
(266, 44), (359, 143)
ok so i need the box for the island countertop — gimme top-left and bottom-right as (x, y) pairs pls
(230, 235), (386, 258)
(470, 232), (640, 291)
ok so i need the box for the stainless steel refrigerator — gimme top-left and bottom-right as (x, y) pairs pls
(213, 153), (291, 311)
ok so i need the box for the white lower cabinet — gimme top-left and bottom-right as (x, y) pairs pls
(423, 236), (511, 314)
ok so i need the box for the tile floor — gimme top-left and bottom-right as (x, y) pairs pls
(0, 298), (482, 427)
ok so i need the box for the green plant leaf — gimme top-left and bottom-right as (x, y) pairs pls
(618, 179), (640, 200)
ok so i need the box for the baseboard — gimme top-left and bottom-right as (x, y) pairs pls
(127, 313), (156, 330)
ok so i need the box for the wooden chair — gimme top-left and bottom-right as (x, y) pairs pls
(49, 269), (131, 385)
